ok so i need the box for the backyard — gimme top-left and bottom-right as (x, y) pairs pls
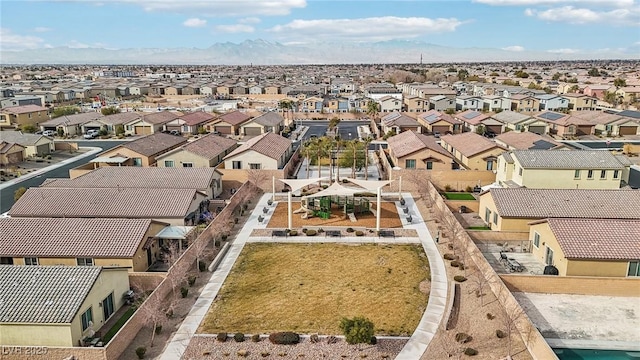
(198, 243), (430, 336)
(442, 192), (476, 201)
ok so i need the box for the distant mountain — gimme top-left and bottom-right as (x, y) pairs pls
(1, 39), (634, 65)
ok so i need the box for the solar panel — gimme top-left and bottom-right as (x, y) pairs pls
(538, 112), (564, 121)
(462, 111), (481, 119)
(530, 140), (557, 150)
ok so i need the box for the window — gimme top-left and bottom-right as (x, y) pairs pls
(518, 167), (523, 176)
(600, 170), (606, 179)
(132, 158), (142, 167)
(81, 307), (93, 331)
(405, 159), (416, 169)
(126, 125), (132, 131)
(574, 169), (581, 179)
(484, 208), (491, 223)
(426, 161), (433, 170)
(486, 160), (494, 171)
(24, 257), (38, 265)
(515, 125), (522, 131)
(628, 261), (640, 277)
(164, 160), (174, 167)
(614, 170), (620, 179)
(533, 232), (540, 248)
(77, 258), (94, 266)
(232, 161), (242, 169)
(587, 169), (594, 179)
(248, 163), (261, 170)
(182, 162), (193, 168)
(493, 212), (498, 225)
(102, 293), (115, 320)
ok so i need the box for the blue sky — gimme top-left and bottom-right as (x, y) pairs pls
(1, 0), (638, 56)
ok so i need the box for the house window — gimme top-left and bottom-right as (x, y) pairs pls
(484, 208), (491, 223)
(426, 161), (433, 170)
(182, 162), (193, 168)
(574, 170), (580, 179)
(518, 167), (523, 176)
(515, 125), (522, 131)
(24, 257), (38, 266)
(587, 170), (594, 179)
(628, 261), (640, 277)
(77, 258), (94, 266)
(493, 212), (498, 225)
(81, 307), (93, 331)
(249, 163), (261, 170)
(126, 125), (132, 131)
(533, 232), (540, 248)
(102, 293), (115, 321)
(405, 159), (416, 169)
(614, 170), (620, 179)
(164, 160), (174, 167)
(232, 161), (242, 169)
(132, 158), (142, 167)
(486, 160), (494, 171)
(600, 170), (607, 179)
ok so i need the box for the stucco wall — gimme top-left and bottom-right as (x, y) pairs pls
(156, 150), (211, 168)
(500, 274), (640, 297)
(224, 151), (279, 170)
(0, 324), (74, 347)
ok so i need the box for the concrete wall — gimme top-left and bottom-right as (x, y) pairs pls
(0, 324), (74, 347)
(0, 346), (105, 360)
(129, 272), (166, 293)
(500, 274), (640, 297)
(381, 163), (496, 192)
(54, 142), (79, 151)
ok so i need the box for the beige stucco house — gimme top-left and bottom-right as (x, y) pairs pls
(223, 132), (292, 170)
(0, 141), (25, 165)
(240, 112), (285, 136)
(439, 132), (507, 170)
(0, 105), (49, 129)
(156, 134), (238, 169)
(386, 130), (454, 170)
(0, 265), (130, 347)
(94, 132), (187, 167)
(0, 131), (55, 157)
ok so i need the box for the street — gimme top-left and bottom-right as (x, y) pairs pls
(0, 140), (124, 213)
(297, 120), (371, 142)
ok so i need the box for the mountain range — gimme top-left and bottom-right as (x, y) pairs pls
(1, 39), (635, 65)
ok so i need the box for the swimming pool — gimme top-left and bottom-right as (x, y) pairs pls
(554, 348), (640, 359)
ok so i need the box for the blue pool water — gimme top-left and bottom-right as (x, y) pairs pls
(554, 348), (640, 359)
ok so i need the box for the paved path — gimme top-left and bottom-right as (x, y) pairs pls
(160, 192), (447, 360)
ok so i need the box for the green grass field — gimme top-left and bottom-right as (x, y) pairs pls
(443, 192), (476, 200)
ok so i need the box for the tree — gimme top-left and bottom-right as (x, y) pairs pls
(366, 100), (379, 121)
(613, 78), (626, 88)
(300, 142), (313, 179)
(604, 91), (618, 106)
(497, 289), (532, 359)
(568, 84), (580, 93)
(470, 268), (492, 307)
(20, 124), (37, 133)
(115, 124), (125, 136)
(340, 140), (365, 178)
(514, 70), (529, 78)
(135, 290), (167, 347)
(587, 68), (601, 77)
(246, 169), (269, 190)
(14, 187), (27, 201)
(362, 136), (373, 180)
(101, 106), (120, 115)
(552, 72), (562, 81)
(51, 106), (79, 118)
(457, 69), (469, 81)
(339, 316), (375, 345)
(328, 116), (340, 130)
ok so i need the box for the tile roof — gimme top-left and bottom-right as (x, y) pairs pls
(0, 218), (153, 258)
(99, 112), (141, 125)
(142, 111), (181, 124)
(180, 111), (215, 126)
(495, 132), (563, 150)
(440, 132), (505, 157)
(420, 110), (462, 125)
(511, 150), (626, 169)
(0, 265), (101, 324)
(0, 141), (24, 154)
(119, 132), (187, 157)
(43, 167), (220, 190)
(9, 187), (200, 218)
(492, 111), (533, 124)
(173, 134), (237, 160)
(217, 110), (251, 126)
(0, 131), (50, 146)
(387, 130), (452, 159)
(1, 104), (48, 114)
(41, 112), (104, 126)
(250, 112), (285, 127)
(455, 110), (490, 125)
(224, 132), (291, 160)
(382, 112), (420, 127)
(488, 188), (640, 219)
(544, 218), (640, 260)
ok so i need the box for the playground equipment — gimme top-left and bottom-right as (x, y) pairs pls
(293, 201), (315, 219)
(303, 195), (371, 220)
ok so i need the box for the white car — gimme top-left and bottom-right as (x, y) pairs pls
(83, 130), (100, 139)
(42, 130), (56, 137)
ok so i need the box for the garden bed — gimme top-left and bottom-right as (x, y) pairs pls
(442, 192), (476, 201)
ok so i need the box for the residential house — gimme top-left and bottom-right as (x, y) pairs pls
(99, 112), (142, 135)
(418, 110), (462, 134)
(39, 112), (104, 136)
(439, 132), (507, 170)
(496, 150), (629, 189)
(386, 130), (455, 170)
(535, 94), (569, 111)
(0, 141), (25, 165)
(379, 96), (403, 113)
(200, 84), (217, 96)
(509, 94), (540, 113)
(0, 218), (167, 272)
(0, 105), (49, 129)
(528, 218), (640, 277)
(93, 132), (187, 167)
(182, 85), (200, 96)
(157, 134), (238, 170)
(264, 85), (281, 95)
(478, 188), (640, 231)
(491, 111), (535, 133)
(299, 97), (324, 113)
(616, 87), (640, 103)
(456, 95), (484, 111)
(249, 85), (264, 95)
(583, 84), (615, 100)
(454, 110), (492, 133)
(534, 111), (595, 137)
(563, 93), (598, 111)
(0, 131), (54, 157)
(403, 95), (428, 113)
(9, 187), (209, 226)
(0, 265), (130, 347)
(240, 112), (286, 136)
(0, 95), (42, 108)
(164, 111), (215, 135)
(125, 111), (180, 136)
(223, 132), (292, 170)
(326, 97), (350, 113)
(207, 110), (251, 135)
(572, 111), (639, 136)
(494, 131), (566, 151)
(381, 112), (422, 135)
(428, 95), (456, 112)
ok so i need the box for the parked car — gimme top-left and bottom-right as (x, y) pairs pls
(169, 130), (181, 136)
(83, 130), (99, 139)
(42, 130), (56, 137)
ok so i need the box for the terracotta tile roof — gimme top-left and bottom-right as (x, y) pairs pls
(387, 130), (452, 159)
(488, 188), (640, 219)
(42, 167), (220, 190)
(0, 218), (153, 258)
(544, 218), (640, 260)
(180, 111), (215, 126)
(224, 132), (291, 160)
(440, 132), (506, 157)
(100, 112), (141, 125)
(381, 112), (420, 127)
(0, 131), (49, 146)
(0, 265), (102, 324)
(495, 132), (563, 150)
(217, 110), (251, 126)
(250, 112), (285, 127)
(455, 110), (490, 125)
(40, 112), (104, 126)
(511, 150), (625, 169)
(420, 110), (462, 125)
(0, 141), (24, 153)
(9, 187), (200, 218)
(492, 111), (532, 124)
(142, 110), (181, 124)
(1, 104), (48, 114)
(119, 132), (187, 157)
(177, 134), (237, 160)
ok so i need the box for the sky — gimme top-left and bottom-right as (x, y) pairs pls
(1, 0), (639, 56)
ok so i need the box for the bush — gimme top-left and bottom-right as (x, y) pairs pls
(269, 332), (300, 345)
(199, 261), (207, 272)
(310, 334), (319, 343)
(135, 346), (146, 359)
(181, 287), (189, 298)
(370, 336), (377, 345)
(444, 184), (453, 192)
(454, 275), (467, 282)
(234, 333), (245, 342)
(355, 230), (364, 236)
(465, 186), (473, 193)
(302, 228), (308, 233)
(496, 330), (507, 338)
(289, 230), (298, 236)
(443, 253), (457, 261)
(261, 351), (270, 357)
(326, 335), (338, 344)
(450, 261), (461, 267)
(154, 325), (162, 334)
(340, 316), (375, 345)
(455, 333), (472, 344)
(252, 334), (261, 342)
(464, 348), (478, 356)
(317, 228), (324, 233)
(188, 276), (197, 286)
(217, 332), (228, 342)
(306, 229), (317, 236)
(346, 227), (355, 233)
(486, 313), (495, 320)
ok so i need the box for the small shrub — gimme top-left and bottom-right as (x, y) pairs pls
(450, 261), (461, 267)
(188, 276), (197, 286)
(234, 217), (239, 224)
(217, 332), (228, 342)
(234, 333), (245, 342)
(165, 308), (174, 318)
(310, 334), (319, 343)
(355, 230), (364, 236)
(181, 287), (189, 298)
(252, 334), (261, 342)
(464, 348), (478, 356)
(135, 346), (146, 359)
(318, 228), (324, 233)
(322, 185), (328, 189)
(237, 349), (248, 357)
(269, 332), (300, 345)
(340, 316), (375, 345)
(454, 275), (467, 282)
(326, 335), (338, 344)
(444, 184), (453, 192)
(302, 228), (308, 233)
(370, 336), (377, 345)
(496, 330), (507, 338)
(278, 353), (287, 357)
(199, 261), (207, 272)
(346, 227), (355, 233)
(306, 229), (317, 236)
(443, 253), (457, 260)
(261, 351), (270, 357)
(455, 333), (472, 344)
(486, 313), (495, 320)
(465, 186), (473, 193)
(289, 230), (298, 236)
(154, 325), (162, 334)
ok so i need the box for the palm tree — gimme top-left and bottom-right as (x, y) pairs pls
(362, 136), (373, 180)
(300, 141), (313, 179)
(343, 139), (360, 179)
(310, 137), (330, 186)
(366, 100), (379, 122)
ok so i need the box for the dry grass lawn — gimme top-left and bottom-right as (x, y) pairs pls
(267, 201), (403, 228)
(198, 243), (429, 336)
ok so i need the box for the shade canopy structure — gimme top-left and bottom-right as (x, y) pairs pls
(90, 156), (128, 164)
(345, 178), (392, 191)
(155, 225), (195, 251)
(301, 181), (363, 199)
(279, 178), (329, 193)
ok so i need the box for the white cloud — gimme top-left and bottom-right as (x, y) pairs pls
(239, 17), (261, 24)
(116, 0), (306, 17)
(474, 0), (634, 7)
(215, 24), (255, 33)
(547, 48), (580, 53)
(269, 16), (464, 42)
(0, 28), (45, 51)
(526, 5), (640, 25)
(502, 45), (525, 51)
(183, 18), (207, 27)
(33, 27), (52, 33)
(67, 40), (91, 48)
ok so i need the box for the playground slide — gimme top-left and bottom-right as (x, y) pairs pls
(293, 203), (314, 219)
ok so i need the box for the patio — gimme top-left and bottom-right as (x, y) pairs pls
(481, 243), (546, 275)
